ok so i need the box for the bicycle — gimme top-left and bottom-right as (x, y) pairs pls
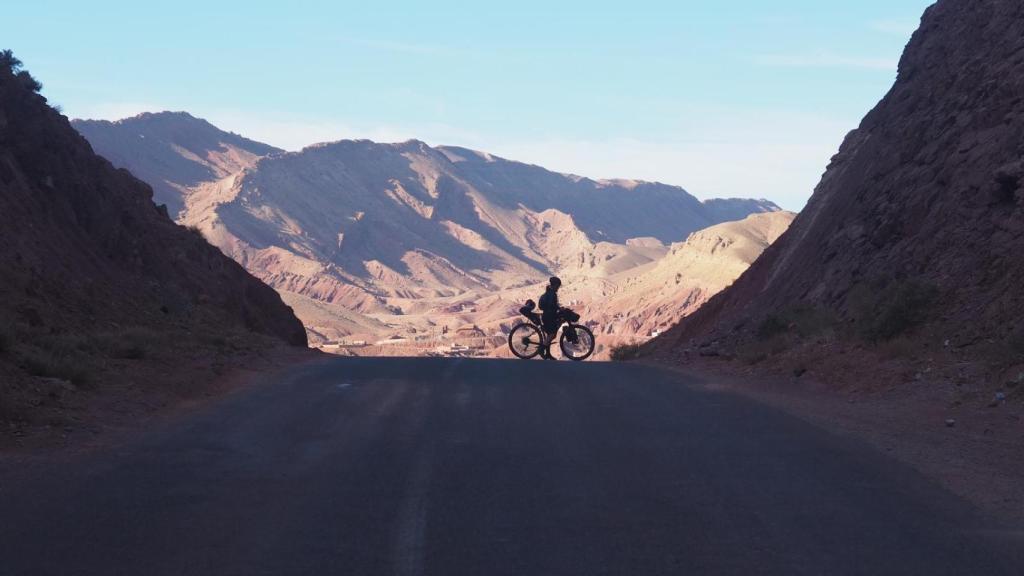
(508, 300), (596, 361)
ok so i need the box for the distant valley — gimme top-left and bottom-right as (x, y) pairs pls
(75, 113), (790, 357)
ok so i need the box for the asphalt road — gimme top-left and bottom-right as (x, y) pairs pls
(0, 357), (1019, 575)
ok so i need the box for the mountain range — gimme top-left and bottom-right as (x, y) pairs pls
(74, 112), (788, 355)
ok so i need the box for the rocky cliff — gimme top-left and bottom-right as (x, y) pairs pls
(649, 0), (1024, 376)
(0, 52), (306, 429)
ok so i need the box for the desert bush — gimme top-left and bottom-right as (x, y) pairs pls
(113, 327), (159, 359)
(0, 325), (12, 355)
(115, 343), (147, 360)
(19, 349), (92, 386)
(89, 326), (162, 360)
(738, 336), (790, 365)
(875, 336), (918, 360)
(756, 315), (789, 340)
(29, 330), (93, 357)
(859, 280), (938, 342)
(1006, 326), (1024, 362)
(992, 164), (1021, 205)
(610, 343), (643, 362)
(1, 50), (42, 92)
(202, 333), (229, 349)
(756, 306), (836, 341)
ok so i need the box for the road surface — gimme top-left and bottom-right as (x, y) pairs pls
(0, 357), (1019, 575)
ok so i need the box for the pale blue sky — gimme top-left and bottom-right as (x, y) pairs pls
(4, 1), (933, 209)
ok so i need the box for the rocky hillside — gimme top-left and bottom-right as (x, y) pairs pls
(647, 0), (1024, 379)
(0, 52), (306, 441)
(75, 114), (782, 349)
(581, 211), (795, 347)
(74, 112), (281, 218)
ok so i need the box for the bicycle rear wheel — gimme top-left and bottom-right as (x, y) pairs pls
(508, 323), (544, 359)
(560, 324), (595, 361)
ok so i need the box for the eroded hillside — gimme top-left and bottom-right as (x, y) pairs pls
(0, 54), (306, 447)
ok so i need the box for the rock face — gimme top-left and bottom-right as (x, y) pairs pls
(0, 56), (307, 351)
(75, 114), (784, 349)
(649, 0), (1024, 362)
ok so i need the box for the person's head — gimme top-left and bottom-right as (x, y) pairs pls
(549, 276), (562, 291)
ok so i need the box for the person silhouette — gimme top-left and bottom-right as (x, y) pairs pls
(538, 276), (562, 360)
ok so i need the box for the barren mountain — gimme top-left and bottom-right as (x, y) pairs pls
(647, 0), (1024, 380)
(0, 53), (306, 442)
(75, 114), (784, 352)
(73, 112), (281, 218)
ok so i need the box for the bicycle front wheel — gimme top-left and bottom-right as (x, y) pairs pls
(508, 323), (544, 359)
(560, 324), (595, 361)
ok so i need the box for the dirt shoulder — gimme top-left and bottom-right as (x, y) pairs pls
(649, 357), (1024, 525)
(0, 342), (322, 456)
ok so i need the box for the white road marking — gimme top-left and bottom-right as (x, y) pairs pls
(336, 383), (352, 390)
(392, 446), (432, 576)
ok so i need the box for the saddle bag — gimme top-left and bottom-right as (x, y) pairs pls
(519, 300), (542, 325)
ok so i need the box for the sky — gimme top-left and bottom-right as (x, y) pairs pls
(4, 0), (934, 210)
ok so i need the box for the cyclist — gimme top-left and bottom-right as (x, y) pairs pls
(538, 276), (563, 360)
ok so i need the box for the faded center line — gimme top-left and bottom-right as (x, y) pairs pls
(392, 445), (433, 576)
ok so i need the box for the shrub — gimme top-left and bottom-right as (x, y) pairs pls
(738, 336), (790, 365)
(114, 343), (147, 360)
(203, 334), (229, 349)
(0, 323), (12, 355)
(1, 50), (42, 92)
(111, 326), (160, 359)
(0, 49), (22, 73)
(1006, 326), (1024, 362)
(861, 280), (938, 342)
(756, 307), (836, 341)
(29, 331), (93, 357)
(993, 164), (1021, 205)
(875, 336), (917, 360)
(16, 70), (42, 92)
(610, 343), (643, 361)
(756, 315), (789, 340)
(20, 349), (92, 386)
(87, 326), (161, 360)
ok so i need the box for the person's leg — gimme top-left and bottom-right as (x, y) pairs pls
(540, 318), (559, 359)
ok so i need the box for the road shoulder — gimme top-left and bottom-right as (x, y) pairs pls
(0, 344), (323, 457)
(642, 359), (1024, 526)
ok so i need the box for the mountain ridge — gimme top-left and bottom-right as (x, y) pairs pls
(73, 111), (282, 217)
(75, 111), (788, 352)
